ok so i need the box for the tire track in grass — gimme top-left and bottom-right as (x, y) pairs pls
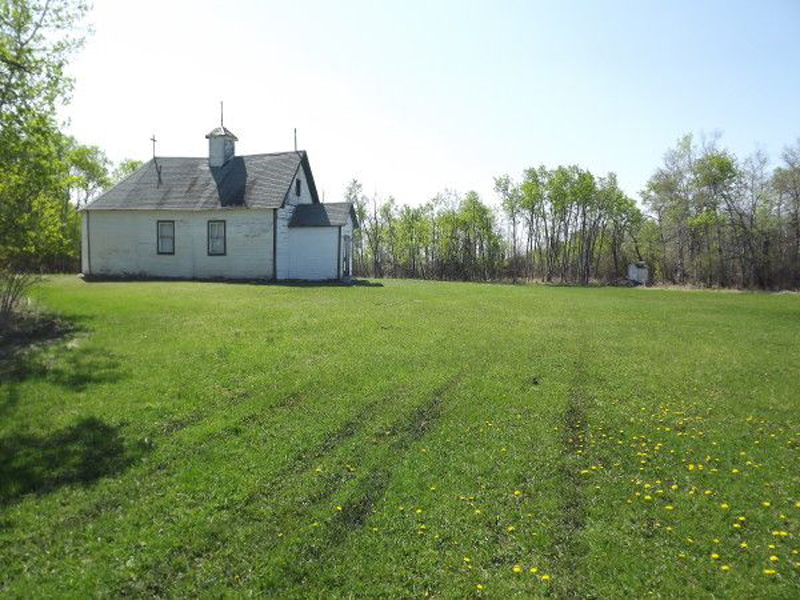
(112, 396), (385, 597)
(262, 372), (462, 593)
(551, 344), (596, 600)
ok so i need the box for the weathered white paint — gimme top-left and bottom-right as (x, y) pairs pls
(83, 209), (273, 279)
(628, 262), (649, 285)
(284, 163), (314, 206)
(288, 227), (339, 280)
(208, 136), (235, 167)
(275, 163), (315, 278)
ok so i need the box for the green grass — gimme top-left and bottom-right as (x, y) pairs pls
(1, 277), (798, 598)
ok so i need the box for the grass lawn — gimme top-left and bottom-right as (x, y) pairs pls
(1, 276), (798, 598)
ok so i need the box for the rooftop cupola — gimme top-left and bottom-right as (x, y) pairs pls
(206, 125), (238, 168)
(206, 103), (237, 167)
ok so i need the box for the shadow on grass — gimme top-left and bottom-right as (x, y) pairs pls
(0, 311), (125, 417)
(0, 417), (148, 507)
(82, 274), (384, 288)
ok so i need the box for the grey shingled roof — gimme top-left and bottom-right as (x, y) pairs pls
(289, 203), (358, 228)
(85, 151), (318, 211)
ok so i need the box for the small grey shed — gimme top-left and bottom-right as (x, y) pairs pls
(627, 262), (649, 285)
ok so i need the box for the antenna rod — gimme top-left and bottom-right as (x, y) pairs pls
(220, 101), (224, 127)
(294, 128), (297, 151)
(150, 134), (157, 158)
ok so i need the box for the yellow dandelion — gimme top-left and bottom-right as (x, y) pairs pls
(720, 503), (729, 509)
(512, 564), (523, 573)
(541, 574), (551, 581)
(476, 583), (484, 590)
(464, 557), (470, 563)
(514, 490), (522, 497)
(507, 525), (516, 532)
(529, 567), (538, 574)
(644, 495), (653, 502)
(721, 565), (730, 572)
(711, 553), (720, 560)
(762, 501), (771, 508)
(770, 555), (779, 562)
(665, 505), (674, 511)
(763, 569), (777, 576)
(740, 542), (748, 549)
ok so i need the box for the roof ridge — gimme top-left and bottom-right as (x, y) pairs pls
(144, 151), (305, 161)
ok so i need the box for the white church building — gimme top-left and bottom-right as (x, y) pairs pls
(81, 125), (357, 281)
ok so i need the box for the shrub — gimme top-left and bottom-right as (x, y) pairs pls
(0, 268), (42, 330)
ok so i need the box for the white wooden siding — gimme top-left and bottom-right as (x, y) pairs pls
(83, 209), (273, 279)
(284, 163), (314, 206)
(288, 227), (339, 280)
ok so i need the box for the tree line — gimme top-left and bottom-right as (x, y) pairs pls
(1, 0), (139, 273)
(346, 134), (800, 289)
(2, 1), (798, 291)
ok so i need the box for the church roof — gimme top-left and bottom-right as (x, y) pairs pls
(85, 151), (319, 211)
(289, 202), (359, 228)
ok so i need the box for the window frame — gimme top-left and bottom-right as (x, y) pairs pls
(207, 220), (227, 256)
(156, 220), (175, 255)
(295, 178), (302, 197)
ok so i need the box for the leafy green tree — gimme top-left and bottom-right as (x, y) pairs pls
(109, 158), (143, 187)
(0, 0), (90, 271)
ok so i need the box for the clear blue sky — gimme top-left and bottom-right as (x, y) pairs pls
(66, 0), (800, 206)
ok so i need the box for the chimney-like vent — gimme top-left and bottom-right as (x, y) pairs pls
(206, 126), (238, 168)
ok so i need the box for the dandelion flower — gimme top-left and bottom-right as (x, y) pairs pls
(476, 583), (484, 590)
(720, 503), (729, 509)
(762, 501), (771, 508)
(512, 564), (523, 573)
(665, 505), (674, 511)
(541, 574), (551, 581)
(770, 555), (779, 562)
(711, 553), (720, 560)
(514, 490), (522, 497)
(740, 542), (748, 549)
(721, 565), (730, 572)
(529, 567), (538, 573)
(763, 569), (777, 576)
